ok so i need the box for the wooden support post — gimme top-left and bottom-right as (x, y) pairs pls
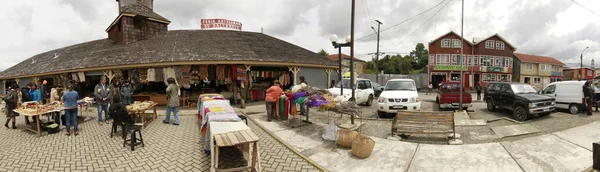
(103, 70), (115, 83)
(2, 80), (5, 95)
(288, 66), (300, 85)
(325, 68), (333, 88)
(15, 78), (20, 86)
(32, 76), (40, 86)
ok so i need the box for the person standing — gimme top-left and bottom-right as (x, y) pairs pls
(4, 84), (20, 129)
(27, 84), (41, 125)
(63, 81), (79, 136)
(475, 81), (483, 101)
(265, 80), (283, 122)
(299, 76), (308, 84)
(111, 79), (122, 106)
(427, 82), (433, 95)
(121, 81), (133, 106)
(163, 78), (180, 125)
(583, 81), (593, 115)
(40, 80), (47, 104)
(50, 85), (62, 125)
(95, 76), (112, 125)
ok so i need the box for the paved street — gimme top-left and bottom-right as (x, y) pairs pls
(0, 109), (321, 172)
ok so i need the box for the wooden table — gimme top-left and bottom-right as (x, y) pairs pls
(209, 121), (261, 172)
(128, 103), (158, 129)
(13, 110), (57, 137)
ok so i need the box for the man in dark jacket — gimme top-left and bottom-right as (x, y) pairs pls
(583, 81), (593, 115)
(95, 76), (112, 125)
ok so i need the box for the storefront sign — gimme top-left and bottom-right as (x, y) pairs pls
(201, 19), (242, 31)
(481, 67), (509, 73)
(433, 65), (467, 71)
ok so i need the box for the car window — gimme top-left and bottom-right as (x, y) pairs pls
(543, 85), (556, 94)
(501, 84), (512, 93)
(385, 81), (417, 91)
(358, 81), (368, 90)
(441, 83), (460, 91)
(493, 84), (501, 91)
(365, 81), (372, 89)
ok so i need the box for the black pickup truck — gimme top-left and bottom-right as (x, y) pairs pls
(484, 82), (556, 121)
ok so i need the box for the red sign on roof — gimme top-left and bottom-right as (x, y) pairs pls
(201, 19), (242, 31)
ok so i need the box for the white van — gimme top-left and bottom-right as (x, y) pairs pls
(541, 81), (586, 114)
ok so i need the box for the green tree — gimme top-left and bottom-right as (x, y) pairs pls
(366, 61), (377, 74)
(409, 43), (429, 70)
(317, 49), (329, 56)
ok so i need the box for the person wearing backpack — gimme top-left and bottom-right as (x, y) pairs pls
(4, 84), (20, 129)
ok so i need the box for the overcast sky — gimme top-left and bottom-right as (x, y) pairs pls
(1, 0), (599, 71)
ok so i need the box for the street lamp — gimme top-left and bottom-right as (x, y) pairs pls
(580, 46), (589, 81)
(330, 34), (352, 98)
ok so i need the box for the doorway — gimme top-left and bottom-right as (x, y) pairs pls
(474, 73), (480, 85)
(431, 73), (447, 88)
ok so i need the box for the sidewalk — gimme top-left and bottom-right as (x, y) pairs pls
(245, 111), (596, 172)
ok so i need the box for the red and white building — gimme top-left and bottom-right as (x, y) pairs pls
(427, 31), (516, 88)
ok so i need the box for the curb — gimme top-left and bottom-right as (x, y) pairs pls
(243, 112), (327, 172)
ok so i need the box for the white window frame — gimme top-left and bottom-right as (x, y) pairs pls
(452, 39), (461, 48)
(441, 39), (451, 48)
(553, 66), (560, 72)
(451, 54), (460, 65)
(524, 77), (531, 84)
(496, 41), (505, 50)
(482, 73), (496, 82)
(588, 69), (593, 76)
(503, 57), (510, 67)
(497, 74), (511, 82)
(485, 40), (495, 49)
(429, 54), (434, 65)
(480, 55), (492, 66)
(495, 56), (504, 67)
(534, 77), (541, 84)
(436, 54), (450, 65)
(467, 55), (477, 66)
(526, 63), (533, 70)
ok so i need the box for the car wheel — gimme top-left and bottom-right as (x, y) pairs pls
(569, 104), (579, 114)
(366, 95), (374, 106)
(486, 99), (496, 111)
(377, 111), (386, 118)
(513, 106), (528, 122)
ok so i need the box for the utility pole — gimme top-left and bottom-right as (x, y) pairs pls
(373, 20), (382, 83)
(350, 0), (356, 124)
(459, 0), (464, 111)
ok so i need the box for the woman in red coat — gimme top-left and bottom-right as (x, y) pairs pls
(265, 80), (283, 122)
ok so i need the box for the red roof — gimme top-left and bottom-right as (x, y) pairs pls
(513, 53), (565, 66)
(326, 54), (366, 62)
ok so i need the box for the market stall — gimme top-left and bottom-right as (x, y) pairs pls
(126, 101), (158, 129)
(13, 101), (64, 137)
(196, 93), (261, 171)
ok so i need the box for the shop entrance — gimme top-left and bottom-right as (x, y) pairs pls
(431, 73), (446, 88)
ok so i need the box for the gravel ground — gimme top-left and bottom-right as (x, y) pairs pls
(307, 92), (600, 145)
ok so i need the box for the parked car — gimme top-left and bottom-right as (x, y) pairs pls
(376, 79), (421, 118)
(484, 82), (555, 121)
(372, 81), (384, 97)
(327, 78), (375, 106)
(436, 82), (472, 109)
(540, 81), (586, 114)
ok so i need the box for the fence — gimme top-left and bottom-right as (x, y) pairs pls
(358, 73), (428, 89)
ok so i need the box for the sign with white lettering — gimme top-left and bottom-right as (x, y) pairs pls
(201, 19), (242, 31)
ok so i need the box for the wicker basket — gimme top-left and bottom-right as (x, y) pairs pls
(336, 130), (358, 148)
(352, 135), (375, 159)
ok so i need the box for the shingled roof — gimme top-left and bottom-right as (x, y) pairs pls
(513, 53), (564, 66)
(0, 30), (338, 79)
(122, 4), (170, 22)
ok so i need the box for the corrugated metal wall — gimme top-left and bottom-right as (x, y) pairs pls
(297, 67), (328, 89)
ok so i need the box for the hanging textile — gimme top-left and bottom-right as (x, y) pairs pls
(174, 66), (184, 86)
(208, 65), (217, 81)
(71, 73), (79, 82)
(236, 68), (247, 82)
(199, 65), (209, 80)
(216, 65), (225, 81)
(140, 69), (148, 83)
(182, 65), (192, 73)
(155, 68), (164, 83)
(77, 72), (86, 82)
(147, 68), (156, 82)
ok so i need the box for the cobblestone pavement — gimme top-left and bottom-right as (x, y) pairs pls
(0, 111), (321, 172)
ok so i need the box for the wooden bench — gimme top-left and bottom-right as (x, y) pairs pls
(391, 111), (455, 138)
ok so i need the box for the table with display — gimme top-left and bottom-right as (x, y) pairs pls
(127, 103), (158, 129)
(13, 108), (64, 137)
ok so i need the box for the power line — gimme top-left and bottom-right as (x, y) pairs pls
(356, 0), (448, 41)
(363, 0), (373, 22)
(393, 0), (454, 46)
(570, 0), (600, 18)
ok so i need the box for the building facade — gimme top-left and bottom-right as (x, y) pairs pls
(326, 54), (367, 74)
(428, 32), (516, 88)
(563, 63), (595, 81)
(513, 53), (564, 89)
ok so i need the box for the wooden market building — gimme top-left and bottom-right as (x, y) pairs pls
(0, 0), (338, 105)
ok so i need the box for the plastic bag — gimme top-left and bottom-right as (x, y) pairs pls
(322, 122), (339, 141)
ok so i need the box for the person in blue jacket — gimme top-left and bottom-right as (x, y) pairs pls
(26, 83), (41, 125)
